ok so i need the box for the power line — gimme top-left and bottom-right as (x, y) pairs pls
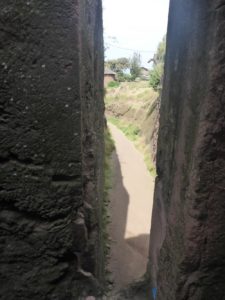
(106, 43), (155, 54)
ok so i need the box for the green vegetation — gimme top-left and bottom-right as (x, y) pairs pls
(108, 116), (156, 177)
(103, 126), (115, 272)
(105, 57), (131, 83)
(104, 127), (115, 185)
(105, 81), (159, 177)
(105, 52), (142, 82)
(149, 63), (164, 91)
(144, 152), (157, 177)
(117, 72), (133, 82)
(107, 81), (120, 88)
(105, 80), (157, 105)
(130, 52), (141, 80)
(105, 57), (130, 74)
(149, 36), (166, 91)
(154, 35), (166, 63)
(108, 116), (140, 141)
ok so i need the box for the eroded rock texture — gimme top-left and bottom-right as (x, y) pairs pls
(0, 1), (104, 299)
(149, 1), (225, 299)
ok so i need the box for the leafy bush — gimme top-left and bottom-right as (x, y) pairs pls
(117, 72), (133, 82)
(107, 81), (120, 88)
(149, 63), (164, 91)
(149, 36), (166, 91)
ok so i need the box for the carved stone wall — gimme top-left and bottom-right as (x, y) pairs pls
(0, 1), (104, 299)
(149, 1), (225, 299)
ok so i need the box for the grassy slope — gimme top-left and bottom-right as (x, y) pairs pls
(105, 81), (159, 177)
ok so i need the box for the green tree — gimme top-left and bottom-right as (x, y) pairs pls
(149, 63), (164, 90)
(149, 36), (166, 91)
(154, 35), (166, 64)
(105, 57), (130, 74)
(130, 52), (141, 80)
(116, 72), (133, 82)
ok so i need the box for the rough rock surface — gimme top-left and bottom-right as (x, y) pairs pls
(0, 1), (104, 299)
(148, 0), (225, 299)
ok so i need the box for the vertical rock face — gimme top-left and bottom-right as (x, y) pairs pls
(0, 1), (104, 299)
(149, 1), (225, 299)
(79, 1), (105, 284)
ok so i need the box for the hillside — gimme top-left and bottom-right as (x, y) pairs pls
(105, 81), (160, 175)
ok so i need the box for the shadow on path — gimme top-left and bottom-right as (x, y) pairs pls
(108, 150), (150, 291)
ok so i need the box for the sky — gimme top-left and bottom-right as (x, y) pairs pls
(103, 0), (170, 68)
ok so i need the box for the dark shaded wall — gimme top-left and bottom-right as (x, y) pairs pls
(0, 1), (104, 299)
(149, 1), (225, 299)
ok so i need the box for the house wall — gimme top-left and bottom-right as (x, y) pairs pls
(104, 74), (116, 86)
(140, 69), (149, 76)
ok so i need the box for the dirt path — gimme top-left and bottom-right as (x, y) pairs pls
(108, 123), (155, 291)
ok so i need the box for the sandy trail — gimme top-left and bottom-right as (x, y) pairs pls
(108, 123), (155, 291)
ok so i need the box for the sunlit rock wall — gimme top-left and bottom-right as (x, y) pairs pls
(0, 1), (104, 299)
(149, 1), (225, 299)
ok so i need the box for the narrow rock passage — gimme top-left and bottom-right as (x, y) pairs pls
(108, 123), (155, 291)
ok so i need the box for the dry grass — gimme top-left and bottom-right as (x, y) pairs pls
(105, 81), (158, 107)
(105, 81), (159, 177)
